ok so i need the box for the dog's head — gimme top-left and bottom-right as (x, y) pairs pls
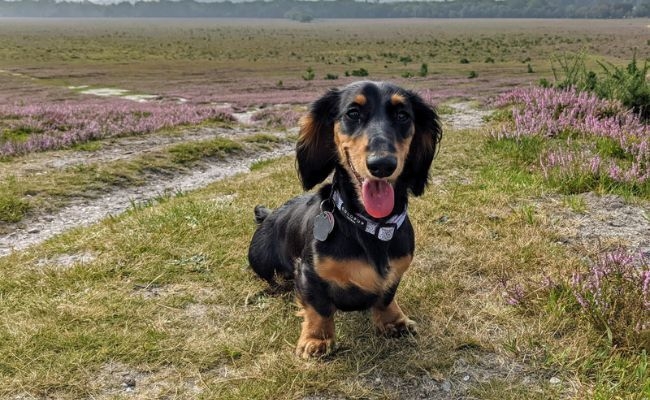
(297, 81), (441, 218)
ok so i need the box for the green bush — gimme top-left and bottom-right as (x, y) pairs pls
(350, 68), (369, 77)
(550, 51), (650, 120)
(468, 70), (477, 79)
(302, 66), (315, 81)
(419, 63), (428, 77)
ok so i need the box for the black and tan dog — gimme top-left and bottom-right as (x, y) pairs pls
(248, 81), (441, 358)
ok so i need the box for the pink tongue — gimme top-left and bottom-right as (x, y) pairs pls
(361, 179), (394, 218)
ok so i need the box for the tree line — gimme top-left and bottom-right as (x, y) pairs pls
(1, 0), (648, 19)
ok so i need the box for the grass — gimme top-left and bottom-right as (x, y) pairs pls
(0, 17), (648, 399)
(1, 18), (647, 110)
(0, 177), (31, 223)
(1, 121), (647, 398)
(0, 134), (285, 224)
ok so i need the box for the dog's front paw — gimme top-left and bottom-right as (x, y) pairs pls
(295, 337), (334, 359)
(377, 317), (417, 337)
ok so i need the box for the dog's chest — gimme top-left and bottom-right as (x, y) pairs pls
(314, 254), (411, 293)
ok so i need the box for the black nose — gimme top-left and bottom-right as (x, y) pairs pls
(366, 154), (397, 178)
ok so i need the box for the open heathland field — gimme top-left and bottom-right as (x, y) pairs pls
(0, 18), (649, 399)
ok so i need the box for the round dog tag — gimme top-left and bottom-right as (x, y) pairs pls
(313, 211), (334, 242)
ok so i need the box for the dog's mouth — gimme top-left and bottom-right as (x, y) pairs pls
(345, 151), (395, 219)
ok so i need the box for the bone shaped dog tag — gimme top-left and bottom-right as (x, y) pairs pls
(313, 211), (334, 242)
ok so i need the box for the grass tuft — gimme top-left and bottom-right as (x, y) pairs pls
(0, 176), (31, 223)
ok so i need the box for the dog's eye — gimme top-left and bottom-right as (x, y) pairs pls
(396, 110), (411, 123)
(346, 109), (361, 121)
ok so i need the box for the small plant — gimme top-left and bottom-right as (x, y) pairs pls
(527, 63), (534, 73)
(571, 249), (650, 350)
(302, 66), (315, 81)
(468, 70), (477, 79)
(324, 73), (338, 80)
(401, 71), (414, 78)
(460, 58), (470, 64)
(399, 55), (412, 65)
(350, 68), (369, 77)
(519, 204), (537, 225)
(550, 51), (650, 120)
(484, 57), (495, 63)
(419, 63), (428, 77)
(0, 177), (30, 223)
(277, 80), (283, 87)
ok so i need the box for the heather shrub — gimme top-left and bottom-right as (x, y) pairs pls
(0, 101), (234, 157)
(502, 248), (650, 352)
(491, 87), (649, 195)
(571, 249), (650, 350)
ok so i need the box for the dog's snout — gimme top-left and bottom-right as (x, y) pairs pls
(366, 154), (397, 178)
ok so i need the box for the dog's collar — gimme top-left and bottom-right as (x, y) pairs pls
(331, 190), (407, 242)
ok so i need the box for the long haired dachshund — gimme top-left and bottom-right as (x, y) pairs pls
(248, 81), (441, 358)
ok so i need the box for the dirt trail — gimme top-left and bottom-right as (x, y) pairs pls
(0, 114), (295, 256)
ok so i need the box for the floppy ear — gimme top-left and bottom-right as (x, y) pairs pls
(296, 89), (340, 190)
(403, 92), (442, 196)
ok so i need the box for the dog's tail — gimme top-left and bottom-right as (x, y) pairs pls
(253, 205), (272, 225)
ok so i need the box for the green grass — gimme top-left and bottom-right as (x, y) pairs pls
(0, 135), (287, 224)
(1, 124), (646, 398)
(0, 176), (31, 223)
(0, 126), (42, 143)
(168, 137), (243, 164)
(486, 134), (650, 199)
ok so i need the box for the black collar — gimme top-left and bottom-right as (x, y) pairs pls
(331, 190), (407, 242)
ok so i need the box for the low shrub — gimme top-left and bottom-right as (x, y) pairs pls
(350, 68), (369, 77)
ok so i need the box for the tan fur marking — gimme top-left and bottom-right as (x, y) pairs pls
(315, 256), (412, 294)
(372, 299), (415, 335)
(296, 303), (335, 358)
(298, 115), (316, 145)
(334, 122), (370, 184)
(354, 94), (367, 106)
(394, 129), (414, 180)
(391, 93), (406, 106)
(384, 255), (412, 288)
(316, 257), (382, 293)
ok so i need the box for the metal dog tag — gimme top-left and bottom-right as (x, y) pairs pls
(313, 211), (334, 242)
